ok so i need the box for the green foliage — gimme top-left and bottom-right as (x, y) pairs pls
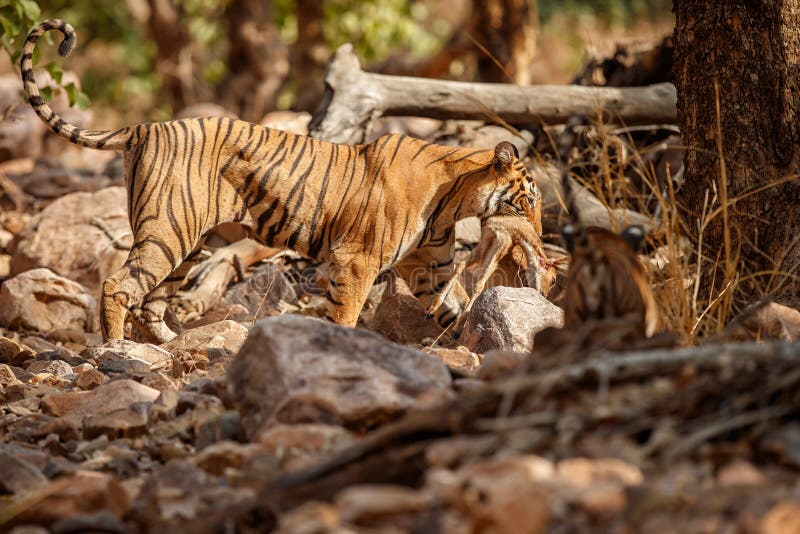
(3, 0), (674, 118)
(322, 0), (444, 62)
(0, 0), (91, 109)
(539, 0), (673, 27)
(0, 0), (41, 61)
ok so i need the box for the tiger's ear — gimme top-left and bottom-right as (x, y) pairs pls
(493, 141), (517, 169)
(620, 225), (646, 252)
(561, 222), (577, 253)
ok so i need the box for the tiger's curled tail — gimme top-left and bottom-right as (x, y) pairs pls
(21, 20), (129, 150)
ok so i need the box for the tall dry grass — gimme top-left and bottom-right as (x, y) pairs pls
(556, 108), (798, 346)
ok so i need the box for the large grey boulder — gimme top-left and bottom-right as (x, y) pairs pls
(227, 315), (452, 436)
(462, 286), (564, 354)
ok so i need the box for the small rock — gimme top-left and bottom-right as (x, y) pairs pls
(29, 372), (69, 388)
(275, 502), (341, 533)
(475, 351), (527, 381)
(0, 363), (22, 387)
(71, 362), (94, 374)
(0, 443), (49, 470)
(50, 511), (128, 534)
(160, 320), (249, 356)
(140, 371), (178, 392)
(722, 301), (800, 342)
(11, 414), (80, 442)
(0, 268), (98, 333)
(86, 339), (173, 372)
(442, 456), (551, 534)
(257, 423), (354, 469)
(335, 484), (432, 525)
(195, 411), (245, 450)
(193, 440), (263, 475)
(422, 347), (482, 374)
(228, 315), (451, 435)
(368, 274), (444, 345)
(716, 460), (767, 486)
(223, 263), (298, 320)
(555, 457), (644, 488)
(34, 347), (87, 366)
(9, 471), (130, 527)
(83, 408), (148, 440)
(10, 187), (130, 294)
(462, 286), (564, 354)
(27, 359), (74, 377)
(41, 379), (160, 423)
(0, 449), (48, 494)
(98, 358), (151, 375)
(0, 336), (34, 366)
(70, 368), (105, 390)
(133, 461), (253, 524)
(20, 335), (58, 354)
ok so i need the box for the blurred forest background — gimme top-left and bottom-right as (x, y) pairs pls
(0, 0), (673, 126)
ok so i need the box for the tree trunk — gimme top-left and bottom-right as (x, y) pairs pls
(147, 0), (190, 110)
(471, 0), (537, 84)
(217, 0), (289, 121)
(291, 0), (327, 112)
(674, 1), (800, 314)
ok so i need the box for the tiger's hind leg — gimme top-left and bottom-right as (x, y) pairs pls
(130, 237), (208, 343)
(101, 236), (201, 342)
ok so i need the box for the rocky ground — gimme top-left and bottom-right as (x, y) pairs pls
(2, 89), (800, 533)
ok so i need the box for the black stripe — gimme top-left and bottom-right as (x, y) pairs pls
(424, 147), (462, 168)
(307, 145), (337, 257)
(325, 290), (343, 306)
(52, 118), (66, 134)
(411, 140), (435, 161)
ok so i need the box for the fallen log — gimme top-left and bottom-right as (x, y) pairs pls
(309, 44), (678, 144)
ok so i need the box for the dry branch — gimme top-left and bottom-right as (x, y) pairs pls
(173, 238), (277, 322)
(257, 340), (800, 512)
(309, 44), (678, 144)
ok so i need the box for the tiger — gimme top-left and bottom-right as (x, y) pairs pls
(557, 118), (659, 340)
(22, 20), (540, 343)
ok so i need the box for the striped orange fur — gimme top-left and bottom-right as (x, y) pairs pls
(22, 20), (540, 342)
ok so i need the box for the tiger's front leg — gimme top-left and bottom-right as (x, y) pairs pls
(324, 251), (381, 327)
(394, 248), (468, 330)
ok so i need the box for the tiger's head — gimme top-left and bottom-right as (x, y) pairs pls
(479, 141), (541, 227)
(562, 224), (658, 337)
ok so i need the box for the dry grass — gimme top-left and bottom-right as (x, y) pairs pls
(555, 108), (798, 346)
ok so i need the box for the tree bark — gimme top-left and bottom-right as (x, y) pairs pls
(674, 1), (800, 312)
(291, 0), (327, 112)
(218, 0), (289, 121)
(471, 0), (538, 84)
(147, 0), (190, 110)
